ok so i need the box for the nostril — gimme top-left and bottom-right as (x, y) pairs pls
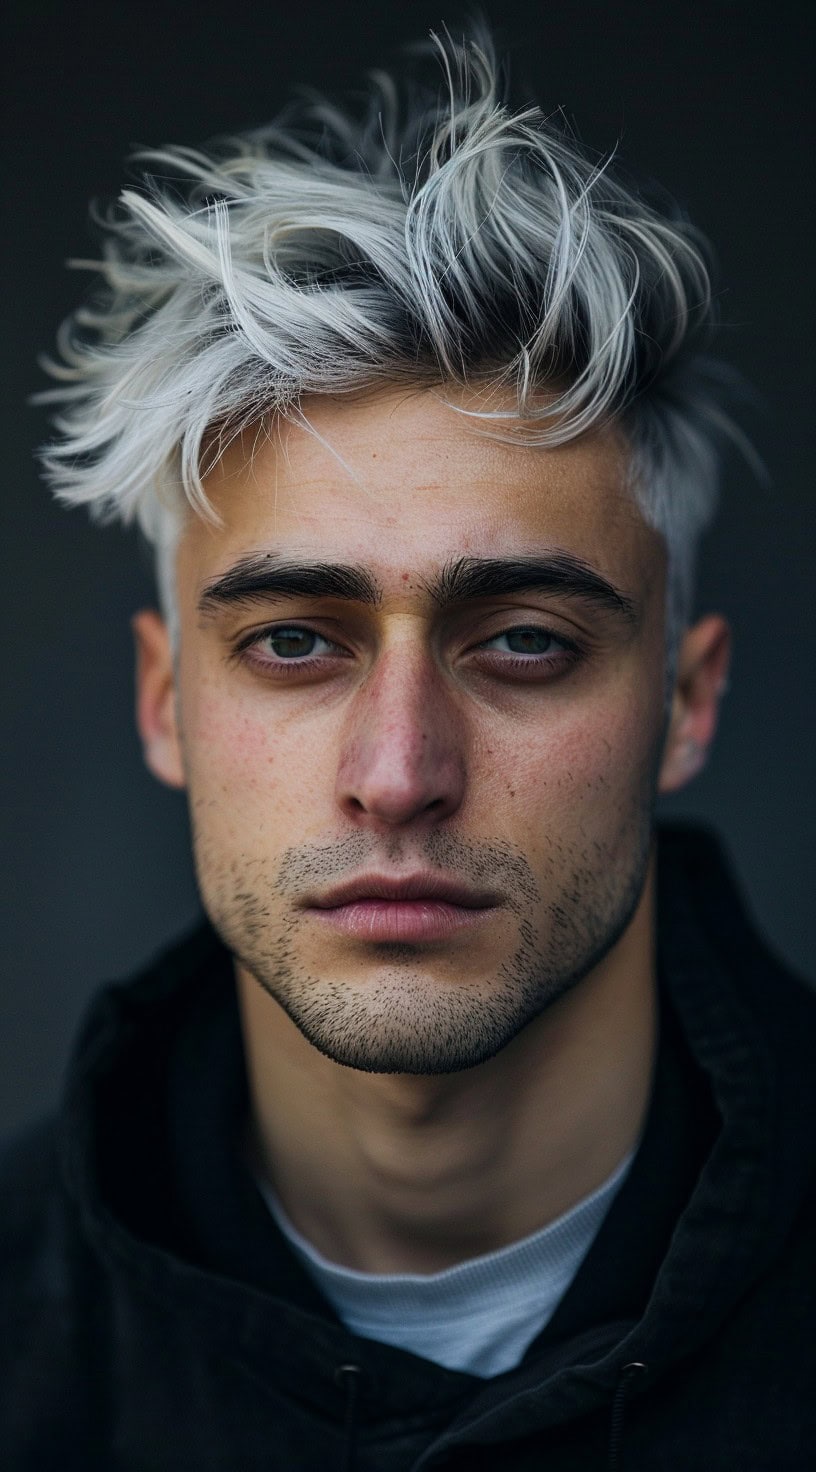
(336, 703), (466, 826)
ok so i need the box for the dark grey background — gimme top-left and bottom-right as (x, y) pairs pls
(2, 0), (813, 1135)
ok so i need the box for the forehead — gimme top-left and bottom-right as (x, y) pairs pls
(180, 387), (659, 589)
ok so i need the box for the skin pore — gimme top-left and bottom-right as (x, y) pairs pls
(134, 385), (730, 1274)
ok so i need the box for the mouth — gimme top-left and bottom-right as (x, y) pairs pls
(305, 873), (501, 944)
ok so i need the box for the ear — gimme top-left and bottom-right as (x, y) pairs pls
(658, 614), (731, 794)
(132, 609), (186, 789)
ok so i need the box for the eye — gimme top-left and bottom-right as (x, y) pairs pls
(258, 627), (335, 660)
(470, 623), (582, 683)
(482, 626), (566, 656)
(232, 625), (347, 677)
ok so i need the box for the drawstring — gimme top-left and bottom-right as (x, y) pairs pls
(335, 1363), (363, 1472)
(607, 1361), (647, 1471)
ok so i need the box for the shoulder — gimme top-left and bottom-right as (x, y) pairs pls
(0, 1112), (97, 1328)
(0, 1115), (114, 1462)
(657, 823), (816, 1203)
(0, 1114), (82, 1358)
(658, 820), (816, 1033)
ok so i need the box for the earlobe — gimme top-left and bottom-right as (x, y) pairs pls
(132, 610), (186, 790)
(658, 615), (731, 795)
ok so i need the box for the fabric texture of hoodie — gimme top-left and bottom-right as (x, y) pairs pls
(1, 823), (814, 1470)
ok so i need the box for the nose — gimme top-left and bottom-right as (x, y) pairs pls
(335, 643), (466, 830)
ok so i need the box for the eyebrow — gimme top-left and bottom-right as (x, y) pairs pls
(197, 550), (638, 625)
(427, 555), (639, 623)
(198, 555), (382, 616)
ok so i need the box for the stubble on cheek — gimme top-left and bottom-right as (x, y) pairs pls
(185, 746), (656, 1076)
(181, 658), (663, 1073)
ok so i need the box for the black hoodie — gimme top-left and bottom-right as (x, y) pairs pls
(1, 824), (814, 1470)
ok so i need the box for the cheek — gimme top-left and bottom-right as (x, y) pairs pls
(181, 683), (327, 847)
(477, 686), (662, 847)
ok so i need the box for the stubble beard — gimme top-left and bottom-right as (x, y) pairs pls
(192, 807), (655, 1077)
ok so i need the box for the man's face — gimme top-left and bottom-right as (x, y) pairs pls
(163, 387), (672, 1074)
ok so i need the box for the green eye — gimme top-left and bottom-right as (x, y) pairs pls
(489, 627), (558, 655)
(266, 628), (322, 658)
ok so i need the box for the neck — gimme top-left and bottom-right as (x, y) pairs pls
(237, 849), (658, 1274)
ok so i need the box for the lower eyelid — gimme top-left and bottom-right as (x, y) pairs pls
(246, 646), (338, 664)
(475, 649), (576, 665)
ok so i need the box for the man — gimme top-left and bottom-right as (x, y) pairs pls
(2, 28), (813, 1471)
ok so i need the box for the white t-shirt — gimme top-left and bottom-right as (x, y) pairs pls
(255, 1151), (633, 1377)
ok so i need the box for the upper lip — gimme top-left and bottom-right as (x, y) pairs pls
(308, 873), (500, 910)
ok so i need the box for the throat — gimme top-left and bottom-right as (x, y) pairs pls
(239, 948), (657, 1275)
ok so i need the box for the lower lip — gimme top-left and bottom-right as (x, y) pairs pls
(310, 899), (495, 943)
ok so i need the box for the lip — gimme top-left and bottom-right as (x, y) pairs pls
(305, 872), (501, 943)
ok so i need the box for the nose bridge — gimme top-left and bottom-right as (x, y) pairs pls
(336, 636), (465, 827)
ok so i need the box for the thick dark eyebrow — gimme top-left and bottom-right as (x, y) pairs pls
(198, 554), (382, 617)
(197, 550), (638, 627)
(426, 554), (639, 624)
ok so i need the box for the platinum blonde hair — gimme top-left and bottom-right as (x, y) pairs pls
(36, 28), (738, 676)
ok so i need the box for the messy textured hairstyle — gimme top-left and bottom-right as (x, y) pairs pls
(36, 28), (737, 676)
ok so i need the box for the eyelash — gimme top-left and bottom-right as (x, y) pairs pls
(233, 622), (583, 682)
